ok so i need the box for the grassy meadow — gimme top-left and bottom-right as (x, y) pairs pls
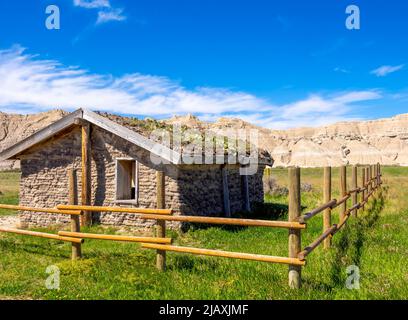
(0, 167), (407, 300)
(0, 171), (20, 216)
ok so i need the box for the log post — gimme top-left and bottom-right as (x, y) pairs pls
(81, 123), (92, 227)
(221, 165), (231, 217)
(323, 167), (332, 249)
(371, 165), (376, 192)
(372, 164), (378, 194)
(69, 169), (82, 260)
(288, 167), (301, 289)
(156, 170), (166, 271)
(339, 166), (347, 222)
(367, 166), (371, 197)
(351, 166), (358, 217)
(360, 167), (366, 213)
(366, 167), (371, 201)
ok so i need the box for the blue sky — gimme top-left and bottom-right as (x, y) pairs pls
(0, 0), (407, 129)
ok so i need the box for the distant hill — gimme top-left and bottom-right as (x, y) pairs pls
(1, 109), (408, 169)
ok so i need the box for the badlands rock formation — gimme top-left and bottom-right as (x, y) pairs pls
(266, 114), (408, 167)
(1, 109), (408, 168)
(0, 110), (67, 170)
(166, 113), (408, 167)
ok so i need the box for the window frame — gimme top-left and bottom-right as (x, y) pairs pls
(114, 158), (139, 205)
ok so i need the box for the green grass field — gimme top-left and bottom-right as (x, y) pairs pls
(0, 171), (20, 216)
(0, 167), (407, 300)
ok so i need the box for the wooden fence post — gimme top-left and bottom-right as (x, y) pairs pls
(351, 166), (358, 217)
(323, 167), (332, 249)
(371, 165), (376, 193)
(360, 167), (366, 213)
(367, 166), (371, 196)
(374, 165), (378, 191)
(364, 167), (369, 200)
(156, 170), (166, 271)
(288, 167), (301, 289)
(69, 169), (81, 260)
(340, 166), (347, 222)
(81, 123), (92, 227)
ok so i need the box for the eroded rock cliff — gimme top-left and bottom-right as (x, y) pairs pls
(0, 110), (67, 170)
(166, 113), (408, 167)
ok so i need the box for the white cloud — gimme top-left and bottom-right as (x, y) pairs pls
(0, 46), (383, 129)
(259, 91), (380, 129)
(73, 0), (126, 25)
(332, 91), (381, 104)
(371, 64), (404, 77)
(0, 46), (267, 116)
(334, 67), (350, 74)
(74, 0), (110, 9)
(96, 8), (126, 24)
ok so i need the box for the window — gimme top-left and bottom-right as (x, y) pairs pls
(116, 159), (139, 203)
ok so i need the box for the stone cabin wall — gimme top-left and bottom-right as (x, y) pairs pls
(19, 124), (265, 228)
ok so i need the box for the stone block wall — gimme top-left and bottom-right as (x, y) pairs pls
(19, 127), (82, 226)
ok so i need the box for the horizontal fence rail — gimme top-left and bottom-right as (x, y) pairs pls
(56, 204), (172, 215)
(58, 231), (172, 244)
(0, 227), (84, 244)
(141, 243), (306, 266)
(0, 204), (81, 215)
(332, 194), (351, 209)
(298, 224), (338, 260)
(298, 199), (337, 224)
(132, 214), (306, 229)
(57, 205), (305, 229)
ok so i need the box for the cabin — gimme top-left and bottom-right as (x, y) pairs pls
(0, 109), (273, 229)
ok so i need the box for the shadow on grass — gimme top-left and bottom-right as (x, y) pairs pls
(183, 202), (289, 233)
(329, 190), (385, 287)
(168, 254), (221, 272)
(0, 237), (69, 259)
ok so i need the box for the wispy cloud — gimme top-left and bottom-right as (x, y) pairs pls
(371, 64), (404, 77)
(0, 46), (267, 116)
(0, 46), (383, 129)
(269, 91), (380, 128)
(74, 0), (110, 9)
(334, 67), (350, 74)
(73, 0), (126, 25)
(96, 8), (126, 24)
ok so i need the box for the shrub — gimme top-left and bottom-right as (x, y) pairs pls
(301, 183), (313, 192)
(263, 176), (289, 196)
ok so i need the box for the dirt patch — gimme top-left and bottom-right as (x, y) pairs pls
(0, 295), (33, 300)
(0, 215), (20, 228)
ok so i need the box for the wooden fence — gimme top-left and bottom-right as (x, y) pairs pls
(0, 164), (382, 289)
